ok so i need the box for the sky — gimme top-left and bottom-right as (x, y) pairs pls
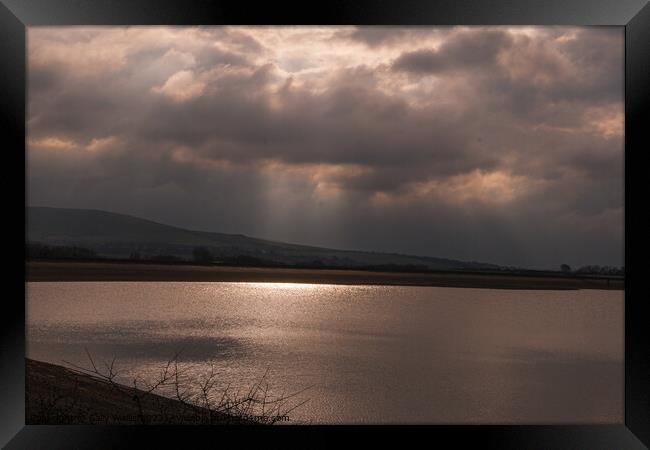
(26, 26), (624, 270)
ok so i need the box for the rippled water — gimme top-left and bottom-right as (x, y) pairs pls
(26, 282), (623, 424)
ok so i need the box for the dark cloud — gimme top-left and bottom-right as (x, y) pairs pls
(392, 29), (512, 73)
(341, 26), (447, 47)
(26, 26), (624, 269)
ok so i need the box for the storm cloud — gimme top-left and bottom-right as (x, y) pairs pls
(27, 26), (624, 269)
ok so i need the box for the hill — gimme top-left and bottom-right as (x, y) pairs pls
(26, 206), (501, 271)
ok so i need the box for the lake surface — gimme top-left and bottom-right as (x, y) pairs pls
(26, 282), (623, 424)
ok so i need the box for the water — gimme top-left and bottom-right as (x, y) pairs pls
(26, 281), (623, 424)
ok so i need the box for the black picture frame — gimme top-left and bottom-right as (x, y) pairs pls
(2, 0), (648, 448)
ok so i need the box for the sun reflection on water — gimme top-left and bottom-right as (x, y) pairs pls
(242, 282), (323, 290)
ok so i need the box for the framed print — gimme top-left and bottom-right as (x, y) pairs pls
(2, 0), (649, 448)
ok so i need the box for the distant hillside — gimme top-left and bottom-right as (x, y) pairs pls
(26, 206), (502, 271)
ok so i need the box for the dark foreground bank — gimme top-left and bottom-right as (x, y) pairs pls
(25, 359), (259, 425)
(26, 260), (624, 290)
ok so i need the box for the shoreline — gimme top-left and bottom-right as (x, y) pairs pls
(26, 260), (624, 290)
(25, 358), (259, 425)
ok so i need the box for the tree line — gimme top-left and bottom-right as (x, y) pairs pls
(560, 263), (624, 276)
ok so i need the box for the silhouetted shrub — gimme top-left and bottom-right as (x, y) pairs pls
(192, 246), (213, 263)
